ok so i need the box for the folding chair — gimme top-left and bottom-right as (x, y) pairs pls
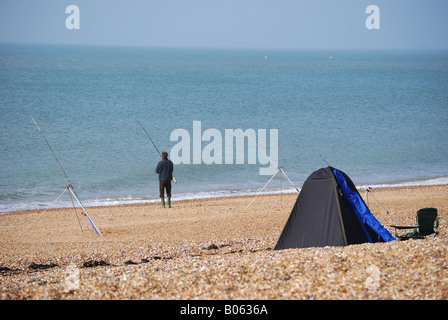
(391, 207), (439, 240)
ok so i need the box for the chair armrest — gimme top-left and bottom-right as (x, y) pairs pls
(390, 225), (417, 230)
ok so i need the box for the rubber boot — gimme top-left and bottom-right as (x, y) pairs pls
(167, 197), (171, 208)
(160, 197), (165, 208)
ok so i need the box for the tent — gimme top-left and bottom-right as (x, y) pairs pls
(274, 167), (395, 250)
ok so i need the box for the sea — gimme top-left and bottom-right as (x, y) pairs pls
(1, 43), (447, 213)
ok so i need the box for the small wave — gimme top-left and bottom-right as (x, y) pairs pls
(0, 187), (298, 214)
(1, 175), (446, 214)
(357, 175), (448, 190)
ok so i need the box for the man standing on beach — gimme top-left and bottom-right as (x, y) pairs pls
(155, 151), (174, 208)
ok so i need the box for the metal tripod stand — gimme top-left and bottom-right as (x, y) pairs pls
(244, 166), (299, 211)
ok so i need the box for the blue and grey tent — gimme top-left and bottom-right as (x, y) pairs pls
(274, 167), (395, 250)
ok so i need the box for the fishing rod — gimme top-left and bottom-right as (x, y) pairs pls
(32, 116), (71, 185)
(31, 116), (102, 236)
(136, 120), (177, 183)
(320, 154), (331, 167)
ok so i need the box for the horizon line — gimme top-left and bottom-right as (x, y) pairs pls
(1, 40), (447, 52)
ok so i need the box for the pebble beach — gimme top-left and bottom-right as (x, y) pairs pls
(1, 184), (447, 300)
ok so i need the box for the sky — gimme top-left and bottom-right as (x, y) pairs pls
(0, 0), (447, 49)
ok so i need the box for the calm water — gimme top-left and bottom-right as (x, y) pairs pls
(1, 43), (447, 212)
